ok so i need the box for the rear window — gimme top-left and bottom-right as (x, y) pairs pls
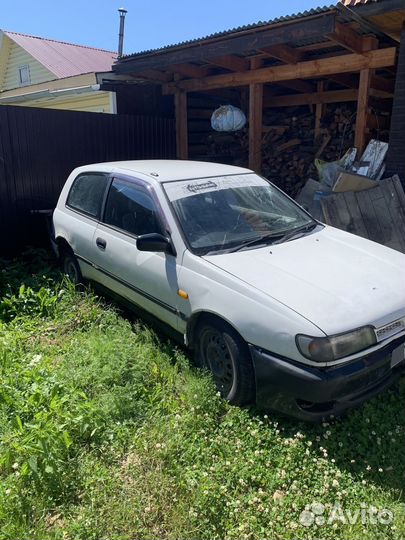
(67, 173), (109, 218)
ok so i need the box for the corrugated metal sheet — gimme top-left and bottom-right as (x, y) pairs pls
(119, 5), (336, 60)
(3, 31), (116, 78)
(0, 105), (176, 253)
(340, 0), (378, 5)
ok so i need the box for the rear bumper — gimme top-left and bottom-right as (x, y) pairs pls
(250, 336), (405, 421)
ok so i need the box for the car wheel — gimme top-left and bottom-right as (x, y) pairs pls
(195, 318), (255, 405)
(60, 248), (82, 285)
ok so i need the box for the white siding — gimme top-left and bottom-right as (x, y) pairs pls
(2, 40), (54, 91)
(11, 91), (114, 113)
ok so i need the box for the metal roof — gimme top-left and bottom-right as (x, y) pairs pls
(119, 5), (336, 61)
(4, 31), (117, 79)
(340, 0), (378, 5)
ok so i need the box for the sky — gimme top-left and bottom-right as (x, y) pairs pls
(1, 0), (331, 55)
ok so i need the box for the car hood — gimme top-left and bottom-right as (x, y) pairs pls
(203, 226), (405, 335)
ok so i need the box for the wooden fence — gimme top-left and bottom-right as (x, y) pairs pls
(321, 175), (405, 253)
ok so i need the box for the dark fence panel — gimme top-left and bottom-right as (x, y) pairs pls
(386, 27), (405, 187)
(0, 105), (176, 254)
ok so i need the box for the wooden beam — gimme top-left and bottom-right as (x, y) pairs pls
(264, 88), (358, 107)
(137, 70), (172, 83)
(206, 55), (249, 72)
(163, 48), (396, 94)
(174, 91), (188, 159)
(114, 14), (336, 74)
(355, 68), (372, 153)
(259, 43), (302, 64)
(370, 74), (395, 94)
(299, 40), (336, 52)
(259, 43), (314, 93)
(326, 23), (377, 54)
(275, 79), (315, 93)
(328, 73), (359, 88)
(171, 63), (212, 79)
(314, 81), (324, 140)
(249, 83), (263, 173)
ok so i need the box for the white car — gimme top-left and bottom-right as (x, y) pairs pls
(53, 160), (405, 420)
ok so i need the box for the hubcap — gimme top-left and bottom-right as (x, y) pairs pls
(201, 329), (234, 395)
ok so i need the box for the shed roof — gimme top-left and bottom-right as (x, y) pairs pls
(119, 5), (335, 60)
(3, 31), (116, 78)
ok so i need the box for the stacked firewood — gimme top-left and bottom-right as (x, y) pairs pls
(260, 104), (357, 197)
(193, 102), (389, 197)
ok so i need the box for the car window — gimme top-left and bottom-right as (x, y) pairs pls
(103, 178), (162, 236)
(67, 173), (110, 218)
(164, 174), (314, 254)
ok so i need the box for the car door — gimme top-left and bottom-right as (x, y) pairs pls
(64, 171), (111, 280)
(91, 175), (182, 331)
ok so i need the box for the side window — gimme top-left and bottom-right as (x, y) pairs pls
(18, 65), (31, 86)
(66, 173), (110, 218)
(103, 178), (162, 236)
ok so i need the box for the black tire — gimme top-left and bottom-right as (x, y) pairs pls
(60, 247), (82, 285)
(195, 317), (255, 405)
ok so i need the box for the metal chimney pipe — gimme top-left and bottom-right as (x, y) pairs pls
(118, 8), (127, 58)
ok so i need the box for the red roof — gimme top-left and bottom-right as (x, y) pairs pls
(4, 31), (116, 78)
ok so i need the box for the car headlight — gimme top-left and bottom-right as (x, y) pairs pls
(296, 326), (377, 362)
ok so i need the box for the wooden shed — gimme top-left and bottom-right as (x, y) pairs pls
(110, 0), (404, 191)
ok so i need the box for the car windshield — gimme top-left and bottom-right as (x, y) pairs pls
(163, 173), (315, 255)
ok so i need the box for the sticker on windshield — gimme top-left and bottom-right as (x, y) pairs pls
(164, 174), (267, 201)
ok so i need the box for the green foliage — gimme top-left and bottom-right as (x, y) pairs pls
(0, 252), (404, 540)
(0, 283), (62, 321)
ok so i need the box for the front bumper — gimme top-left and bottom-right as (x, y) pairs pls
(250, 336), (405, 421)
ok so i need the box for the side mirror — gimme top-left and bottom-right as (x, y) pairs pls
(136, 233), (175, 255)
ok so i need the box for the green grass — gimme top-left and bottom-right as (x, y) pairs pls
(0, 250), (404, 540)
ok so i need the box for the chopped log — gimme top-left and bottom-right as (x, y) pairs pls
(276, 138), (301, 152)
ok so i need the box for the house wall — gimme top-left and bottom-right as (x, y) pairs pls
(1, 36), (54, 91)
(12, 90), (114, 113)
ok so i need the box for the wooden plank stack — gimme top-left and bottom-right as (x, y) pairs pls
(321, 175), (405, 253)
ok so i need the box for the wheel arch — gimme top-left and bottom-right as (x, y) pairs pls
(186, 310), (245, 350)
(55, 236), (73, 259)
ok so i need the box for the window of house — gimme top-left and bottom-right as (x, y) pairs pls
(18, 65), (31, 86)
(66, 173), (110, 219)
(103, 178), (162, 236)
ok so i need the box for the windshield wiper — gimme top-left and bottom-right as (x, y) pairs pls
(204, 222), (319, 255)
(271, 222), (319, 245)
(227, 232), (287, 253)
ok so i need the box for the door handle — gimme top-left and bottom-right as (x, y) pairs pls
(96, 237), (107, 250)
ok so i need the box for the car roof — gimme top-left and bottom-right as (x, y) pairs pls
(80, 160), (254, 182)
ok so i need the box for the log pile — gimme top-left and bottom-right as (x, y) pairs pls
(189, 102), (390, 197)
(260, 104), (357, 197)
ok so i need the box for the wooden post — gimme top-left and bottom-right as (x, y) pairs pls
(174, 90), (188, 159)
(249, 83), (263, 172)
(355, 68), (372, 154)
(314, 81), (324, 141)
